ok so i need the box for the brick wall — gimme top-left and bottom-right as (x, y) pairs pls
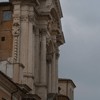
(0, 4), (13, 61)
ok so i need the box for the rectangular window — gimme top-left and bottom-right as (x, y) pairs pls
(1, 37), (5, 41)
(2, 98), (6, 100)
(3, 11), (12, 21)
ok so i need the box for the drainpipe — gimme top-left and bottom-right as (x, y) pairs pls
(11, 88), (18, 100)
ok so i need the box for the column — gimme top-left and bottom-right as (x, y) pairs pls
(35, 28), (47, 100)
(48, 63), (52, 93)
(55, 48), (59, 93)
(46, 45), (53, 93)
(51, 52), (56, 93)
(20, 5), (29, 72)
(51, 34), (58, 93)
(40, 29), (47, 84)
(27, 6), (35, 93)
(51, 51), (59, 93)
(34, 28), (40, 83)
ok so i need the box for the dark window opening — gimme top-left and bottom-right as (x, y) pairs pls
(3, 11), (12, 21)
(2, 98), (6, 100)
(1, 37), (5, 41)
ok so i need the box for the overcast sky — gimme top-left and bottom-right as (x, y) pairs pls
(59, 0), (100, 100)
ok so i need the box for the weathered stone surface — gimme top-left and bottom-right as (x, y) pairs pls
(0, 0), (65, 100)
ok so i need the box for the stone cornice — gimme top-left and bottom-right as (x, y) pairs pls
(37, 6), (58, 21)
(55, 0), (63, 18)
(35, 8), (52, 21)
(0, 71), (23, 94)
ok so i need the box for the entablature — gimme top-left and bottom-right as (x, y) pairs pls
(37, 0), (63, 19)
(35, 0), (65, 46)
(37, 5), (59, 21)
(12, 0), (40, 6)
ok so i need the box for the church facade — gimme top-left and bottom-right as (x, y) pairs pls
(0, 0), (65, 100)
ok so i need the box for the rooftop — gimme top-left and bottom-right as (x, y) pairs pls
(59, 78), (76, 88)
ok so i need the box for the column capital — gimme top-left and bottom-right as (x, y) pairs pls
(39, 28), (47, 36)
(56, 52), (60, 59)
(21, 15), (29, 22)
(46, 53), (53, 63)
(55, 47), (60, 59)
(20, 15), (34, 23)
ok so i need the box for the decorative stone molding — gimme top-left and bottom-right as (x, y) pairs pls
(12, 22), (20, 36)
(21, 15), (34, 23)
(13, 14), (20, 20)
(13, 37), (19, 61)
(7, 57), (14, 63)
(12, 14), (20, 37)
(12, 14), (20, 62)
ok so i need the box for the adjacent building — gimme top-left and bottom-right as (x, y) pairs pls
(58, 79), (76, 100)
